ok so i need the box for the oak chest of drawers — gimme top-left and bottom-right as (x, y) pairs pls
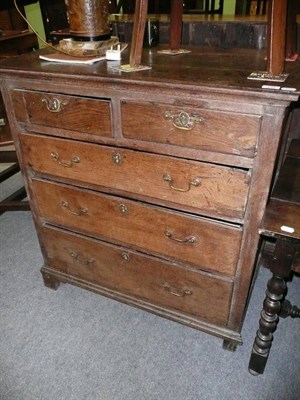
(1, 48), (299, 349)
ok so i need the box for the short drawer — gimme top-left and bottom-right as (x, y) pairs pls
(21, 133), (250, 221)
(42, 225), (233, 326)
(11, 89), (112, 136)
(121, 101), (260, 157)
(32, 179), (242, 275)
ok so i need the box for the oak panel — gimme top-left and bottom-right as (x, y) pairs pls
(21, 133), (250, 221)
(42, 225), (233, 326)
(32, 178), (242, 276)
(121, 100), (260, 157)
(12, 89), (112, 136)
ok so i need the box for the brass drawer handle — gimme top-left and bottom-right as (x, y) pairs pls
(112, 153), (122, 164)
(65, 248), (95, 266)
(51, 151), (80, 168)
(162, 282), (192, 297)
(119, 203), (128, 214)
(61, 200), (88, 216)
(165, 230), (197, 244)
(164, 110), (203, 130)
(42, 97), (67, 113)
(163, 173), (201, 192)
(121, 252), (130, 262)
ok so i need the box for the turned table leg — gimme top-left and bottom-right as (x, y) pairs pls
(249, 237), (297, 375)
(248, 274), (286, 375)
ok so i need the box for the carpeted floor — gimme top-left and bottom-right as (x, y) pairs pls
(0, 211), (299, 400)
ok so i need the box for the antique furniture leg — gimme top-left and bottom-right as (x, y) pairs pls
(279, 299), (300, 319)
(285, 0), (298, 61)
(222, 339), (238, 352)
(169, 0), (183, 51)
(247, 0), (289, 81)
(129, 0), (148, 67)
(118, 0), (150, 71)
(157, 0), (190, 56)
(249, 237), (298, 375)
(267, 0), (287, 76)
(41, 269), (61, 291)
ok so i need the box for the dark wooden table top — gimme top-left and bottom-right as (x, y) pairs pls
(260, 139), (300, 241)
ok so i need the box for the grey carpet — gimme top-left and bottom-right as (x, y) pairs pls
(0, 211), (299, 400)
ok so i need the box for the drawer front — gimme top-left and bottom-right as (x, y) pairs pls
(32, 179), (242, 276)
(42, 226), (233, 326)
(12, 90), (112, 136)
(21, 133), (250, 221)
(121, 101), (260, 157)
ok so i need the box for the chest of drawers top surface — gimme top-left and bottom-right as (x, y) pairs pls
(1, 47), (300, 100)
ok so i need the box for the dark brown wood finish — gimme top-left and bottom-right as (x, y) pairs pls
(41, 225), (233, 326)
(20, 133), (250, 222)
(267, 0), (287, 76)
(129, 0), (148, 66)
(121, 100), (261, 157)
(31, 178), (242, 276)
(0, 29), (36, 215)
(0, 31), (38, 55)
(169, 0), (183, 50)
(249, 139), (300, 375)
(12, 90), (112, 136)
(67, 0), (111, 40)
(285, 0), (298, 60)
(1, 46), (300, 348)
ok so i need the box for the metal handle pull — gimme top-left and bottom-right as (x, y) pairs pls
(164, 110), (203, 130)
(61, 200), (88, 216)
(163, 173), (201, 192)
(119, 204), (128, 214)
(162, 282), (192, 297)
(121, 252), (130, 262)
(65, 248), (95, 266)
(0, 117), (6, 126)
(165, 230), (197, 244)
(112, 153), (122, 164)
(51, 151), (80, 168)
(42, 97), (67, 113)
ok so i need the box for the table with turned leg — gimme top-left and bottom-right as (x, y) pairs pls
(249, 139), (300, 375)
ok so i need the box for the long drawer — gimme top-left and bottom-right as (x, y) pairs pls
(21, 133), (250, 221)
(32, 179), (242, 276)
(11, 90), (112, 137)
(121, 100), (260, 157)
(41, 225), (233, 326)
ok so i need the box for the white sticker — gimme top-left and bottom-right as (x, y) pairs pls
(280, 87), (297, 92)
(262, 85), (281, 90)
(280, 225), (295, 233)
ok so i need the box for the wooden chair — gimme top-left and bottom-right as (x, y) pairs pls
(0, 94), (29, 215)
(0, 9), (37, 215)
(246, 0), (268, 15)
(257, 0), (268, 14)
